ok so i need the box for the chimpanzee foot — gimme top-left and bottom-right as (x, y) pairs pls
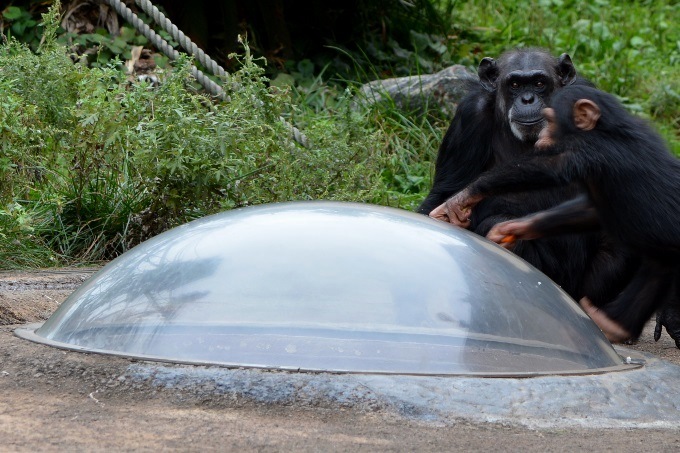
(654, 305), (680, 349)
(579, 297), (632, 343)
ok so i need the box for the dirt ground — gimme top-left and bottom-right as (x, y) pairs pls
(2, 268), (680, 452)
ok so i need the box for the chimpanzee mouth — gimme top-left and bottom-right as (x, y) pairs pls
(513, 118), (544, 126)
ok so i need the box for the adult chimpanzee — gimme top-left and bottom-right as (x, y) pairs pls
(436, 85), (680, 343)
(420, 48), (634, 313)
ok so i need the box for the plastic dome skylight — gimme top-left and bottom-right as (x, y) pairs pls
(16, 202), (630, 376)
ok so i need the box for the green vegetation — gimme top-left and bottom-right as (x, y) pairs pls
(0, 0), (677, 268)
(444, 0), (679, 147)
(0, 4), (389, 267)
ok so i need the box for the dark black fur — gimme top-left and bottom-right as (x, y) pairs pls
(464, 85), (680, 339)
(418, 49), (633, 306)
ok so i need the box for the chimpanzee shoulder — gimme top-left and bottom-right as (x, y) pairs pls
(416, 84), (496, 214)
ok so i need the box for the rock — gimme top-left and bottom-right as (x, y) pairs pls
(357, 65), (476, 115)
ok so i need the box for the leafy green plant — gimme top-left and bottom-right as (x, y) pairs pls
(62, 25), (151, 67)
(1, 1), (169, 70)
(1, 5), (39, 46)
(0, 3), (390, 268)
(0, 203), (57, 269)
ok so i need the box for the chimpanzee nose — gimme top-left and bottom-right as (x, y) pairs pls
(521, 93), (535, 104)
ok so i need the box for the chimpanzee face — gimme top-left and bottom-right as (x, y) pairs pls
(502, 70), (555, 143)
(478, 50), (576, 144)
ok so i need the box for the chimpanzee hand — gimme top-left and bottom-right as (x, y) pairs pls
(654, 305), (680, 349)
(486, 216), (542, 249)
(429, 189), (483, 227)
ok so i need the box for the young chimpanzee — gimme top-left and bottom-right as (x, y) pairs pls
(431, 85), (679, 343)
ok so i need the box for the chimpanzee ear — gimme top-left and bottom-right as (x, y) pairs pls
(557, 53), (577, 86)
(478, 57), (499, 92)
(573, 99), (601, 131)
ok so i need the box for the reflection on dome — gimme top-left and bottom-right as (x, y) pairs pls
(16, 202), (629, 376)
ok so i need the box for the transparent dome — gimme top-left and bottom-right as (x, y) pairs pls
(18, 202), (627, 376)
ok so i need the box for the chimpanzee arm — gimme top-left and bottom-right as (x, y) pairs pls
(430, 151), (579, 225)
(417, 88), (494, 214)
(494, 194), (600, 239)
(530, 194), (600, 234)
(467, 151), (576, 199)
(485, 195), (597, 245)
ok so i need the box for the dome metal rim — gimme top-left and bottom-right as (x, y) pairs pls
(15, 322), (643, 378)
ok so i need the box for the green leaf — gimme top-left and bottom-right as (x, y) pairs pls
(11, 22), (26, 36)
(296, 60), (315, 79)
(2, 6), (23, 20)
(270, 73), (295, 88)
(106, 44), (124, 54)
(119, 26), (137, 42)
(630, 36), (645, 48)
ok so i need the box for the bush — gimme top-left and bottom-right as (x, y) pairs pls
(0, 6), (390, 267)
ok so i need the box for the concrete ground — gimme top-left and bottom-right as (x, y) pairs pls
(1, 268), (680, 452)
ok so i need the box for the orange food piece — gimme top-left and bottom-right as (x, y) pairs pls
(500, 234), (516, 244)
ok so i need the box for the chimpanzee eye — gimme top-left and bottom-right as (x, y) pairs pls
(535, 81), (545, 88)
(510, 81), (520, 89)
